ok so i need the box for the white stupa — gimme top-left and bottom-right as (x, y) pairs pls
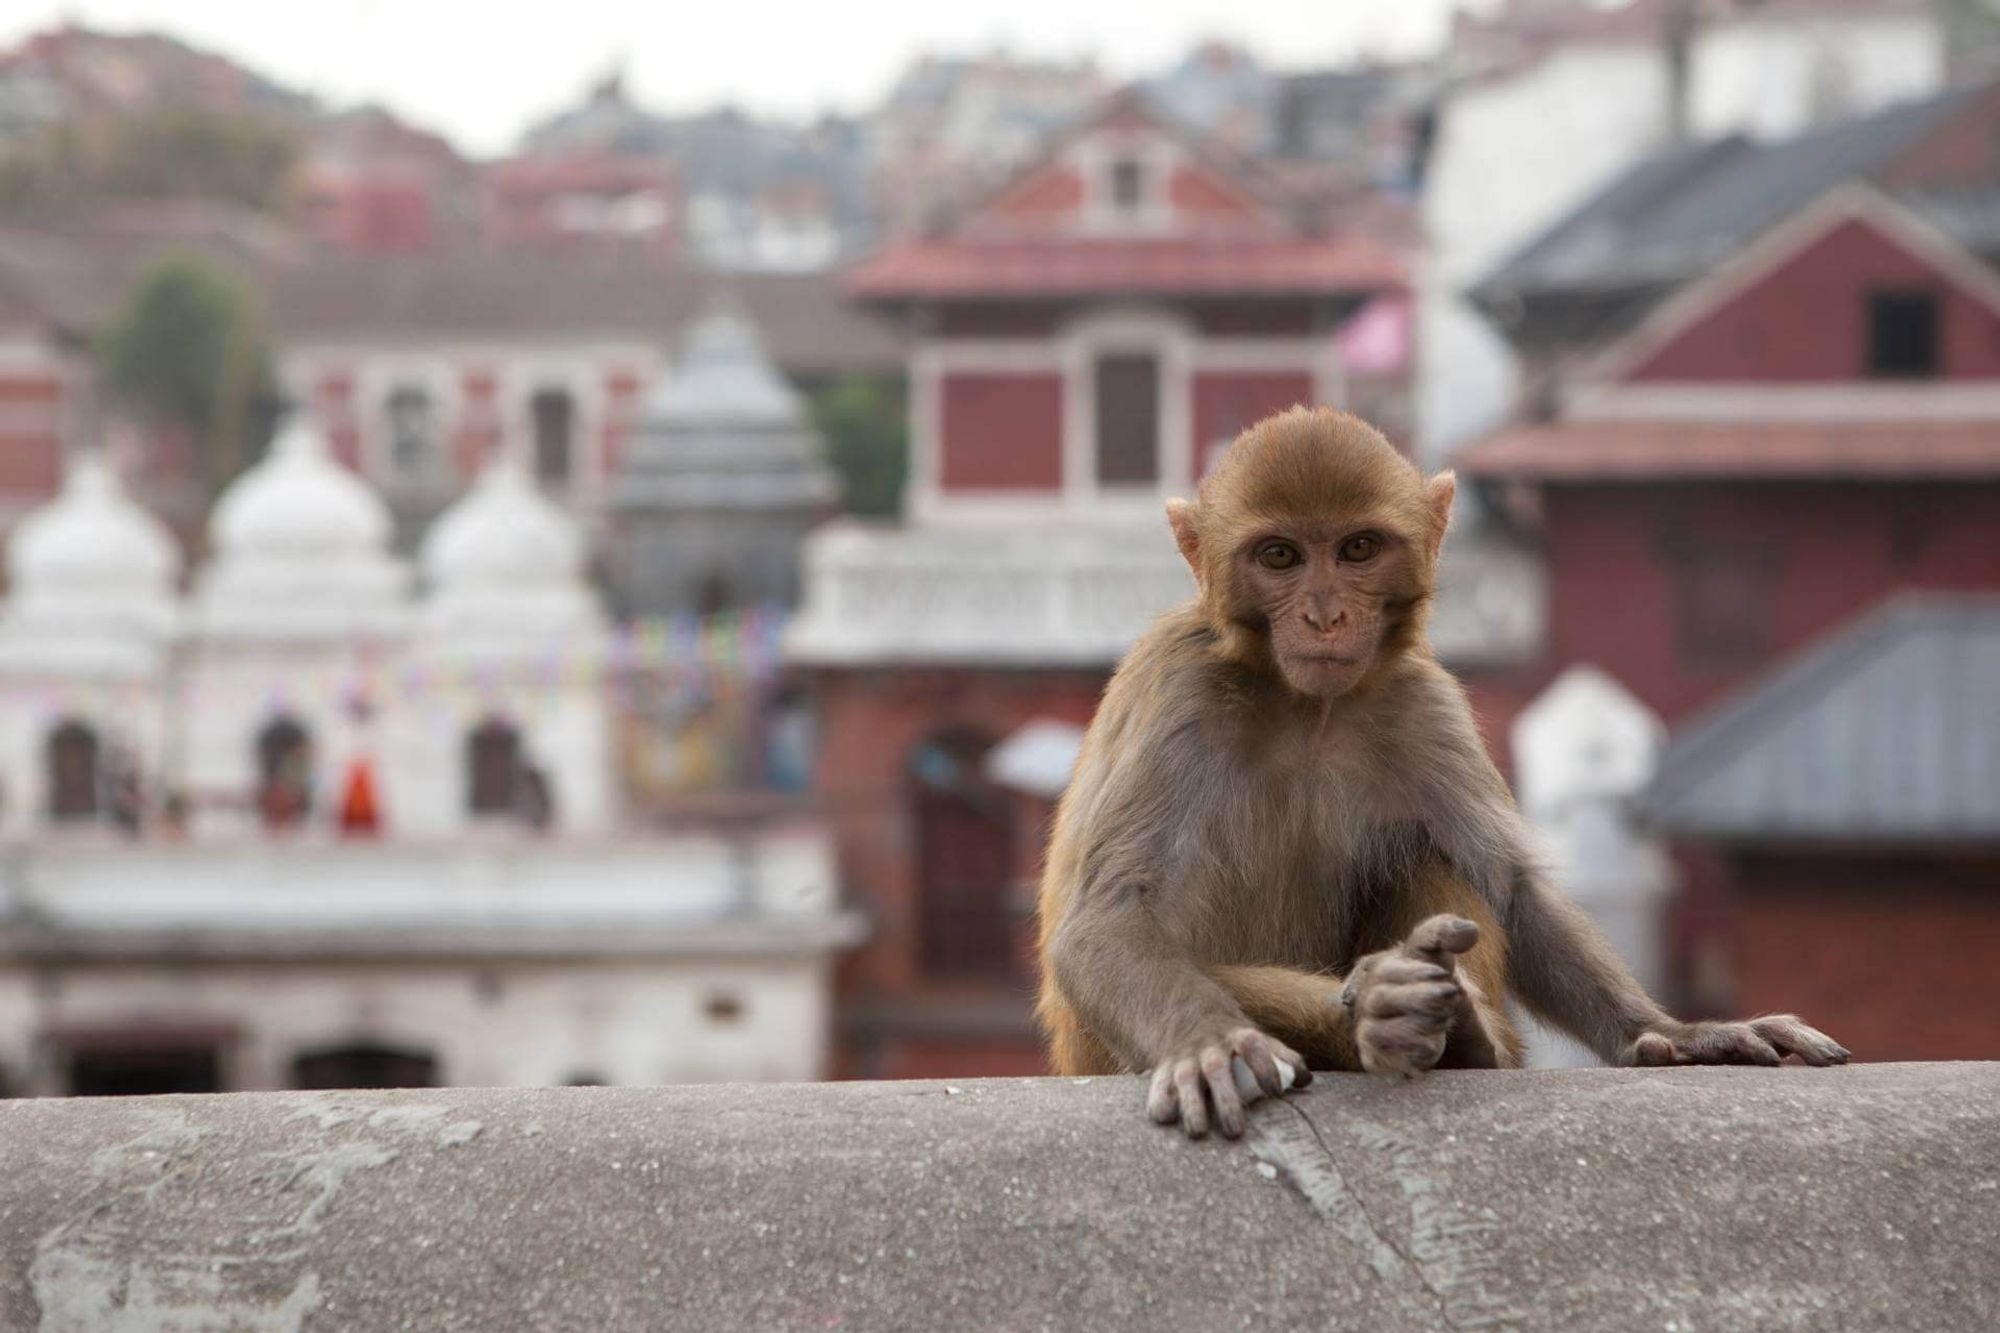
(419, 454), (608, 658)
(192, 419), (409, 640)
(0, 453), (180, 675)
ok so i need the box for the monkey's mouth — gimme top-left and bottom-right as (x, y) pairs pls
(1288, 652), (1360, 667)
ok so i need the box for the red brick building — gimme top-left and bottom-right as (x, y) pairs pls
(1466, 186), (2000, 723)
(786, 93), (1534, 1077)
(1464, 124), (2000, 1055)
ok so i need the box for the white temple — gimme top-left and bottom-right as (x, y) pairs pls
(0, 427), (859, 1097)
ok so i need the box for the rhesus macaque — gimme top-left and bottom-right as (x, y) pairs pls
(1036, 408), (1847, 1140)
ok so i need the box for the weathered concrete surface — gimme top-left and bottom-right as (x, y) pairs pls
(0, 1064), (1994, 1331)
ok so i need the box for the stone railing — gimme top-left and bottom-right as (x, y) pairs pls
(1, 1063), (1991, 1330)
(786, 518), (1196, 666)
(785, 517), (1545, 669)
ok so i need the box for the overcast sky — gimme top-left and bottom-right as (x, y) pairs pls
(2, 1), (1475, 156)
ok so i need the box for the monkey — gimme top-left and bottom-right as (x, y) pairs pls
(1035, 407), (1848, 1140)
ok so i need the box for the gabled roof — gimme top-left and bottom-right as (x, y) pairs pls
(1649, 596), (2000, 842)
(1475, 84), (1987, 306)
(1582, 183), (2000, 385)
(847, 88), (1405, 304)
(1457, 187), (2000, 482)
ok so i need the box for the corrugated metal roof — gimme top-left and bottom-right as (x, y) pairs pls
(1477, 85), (1984, 302)
(1649, 595), (2000, 841)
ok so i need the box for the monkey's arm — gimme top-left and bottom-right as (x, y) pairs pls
(1045, 885), (1308, 1138)
(1403, 664), (1848, 1068)
(1047, 884), (1256, 1068)
(1201, 965), (1359, 1070)
(1507, 872), (1848, 1067)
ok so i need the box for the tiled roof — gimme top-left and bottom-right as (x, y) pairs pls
(1456, 419), (2000, 482)
(1650, 595), (2000, 840)
(846, 235), (1404, 301)
(0, 217), (905, 378)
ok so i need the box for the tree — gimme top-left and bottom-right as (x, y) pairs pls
(810, 374), (908, 519)
(95, 252), (279, 497)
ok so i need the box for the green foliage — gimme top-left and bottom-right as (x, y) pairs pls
(0, 106), (300, 219)
(95, 252), (278, 496)
(811, 374), (908, 519)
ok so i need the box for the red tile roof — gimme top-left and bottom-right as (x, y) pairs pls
(1457, 420), (2000, 482)
(846, 235), (1404, 301)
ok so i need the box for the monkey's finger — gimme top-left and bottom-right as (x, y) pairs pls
(1632, 1032), (1682, 1066)
(1363, 980), (1460, 1022)
(1271, 1039), (1313, 1088)
(1405, 915), (1479, 963)
(1174, 1060), (1209, 1139)
(1371, 957), (1452, 988)
(1235, 1032), (1288, 1098)
(1200, 1048), (1246, 1140)
(1750, 1015), (1850, 1066)
(1688, 1025), (1780, 1066)
(1147, 1065), (1179, 1124)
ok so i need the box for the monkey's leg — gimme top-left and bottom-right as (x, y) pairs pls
(1037, 989), (1123, 1076)
(1203, 965), (1360, 1071)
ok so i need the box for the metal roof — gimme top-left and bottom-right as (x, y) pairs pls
(1476, 85), (1985, 304)
(1649, 595), (2000, 842)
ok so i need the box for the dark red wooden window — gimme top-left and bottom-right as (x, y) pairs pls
(1094, 353), (1160, 486)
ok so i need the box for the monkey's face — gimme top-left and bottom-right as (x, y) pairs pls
(1235, 523), (1419, 699)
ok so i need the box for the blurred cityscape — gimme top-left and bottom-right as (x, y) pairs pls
(0, 0), (1994, 1095)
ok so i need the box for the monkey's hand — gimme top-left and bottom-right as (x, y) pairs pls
(1625, 1015), (1849, 1068)
(1342, 914), (1484, 1078)
(1145, 1025), (1310, 1140)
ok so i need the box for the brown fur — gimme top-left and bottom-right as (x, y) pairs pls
(1036, 408), (1844, 1134)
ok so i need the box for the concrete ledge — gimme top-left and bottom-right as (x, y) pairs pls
(1, 1064), (1994, 1331)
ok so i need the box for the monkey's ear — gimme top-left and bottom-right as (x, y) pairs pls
(1165, 498), (1201, 574)
(1424, 471), (1457, 560)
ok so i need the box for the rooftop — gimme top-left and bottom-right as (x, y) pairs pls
(1650, 595), (2000, 841)
(1474, 83), (1988, 308)
(1457, 419), (2000, 482)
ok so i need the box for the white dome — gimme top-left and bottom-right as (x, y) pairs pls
(421, 456), (585, 589)
(211, 419), (392, 559)
(418, 456), (606, 652)
(10, 453), (179, 597)
(640, 308), (803, 426)
(0, 453), (181, 673)
(193, 419), (409, 641)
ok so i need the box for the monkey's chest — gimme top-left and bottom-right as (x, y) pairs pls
(1168, 788), (1410, 970)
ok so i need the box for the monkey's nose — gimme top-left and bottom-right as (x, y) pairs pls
(1303, 603), (1345, 634)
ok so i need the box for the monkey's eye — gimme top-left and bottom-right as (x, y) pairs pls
(1338, 534), (1382, 563)
(1255, 541), (1303, 571)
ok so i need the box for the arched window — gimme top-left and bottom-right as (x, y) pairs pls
(908, 728), (1018, 980)
(46, 719), (100, 822)
(385, 382), (438, 482)
(256, 716), (313, 830)
(530, 386), (575, 485)
(467, 716), (524, 817)
(292, 1042), (439, 1090)
(694, 571), (736, 618)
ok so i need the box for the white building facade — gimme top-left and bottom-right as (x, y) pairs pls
(0, 427), (859, 1097)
